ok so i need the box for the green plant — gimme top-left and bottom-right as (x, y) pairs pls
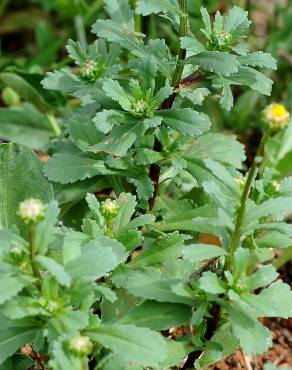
(0, 1), (292, 369)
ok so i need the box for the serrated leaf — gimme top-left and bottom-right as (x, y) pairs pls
(225, 302), (272, 355)
(238, 52), (277, 70)
(157, 108), (211, 137)
(44, 154), (114, 184)
(220, 81), (233, 111)
(36, 256), (71, 287)
(136, 0), (179, 16)
(187, 52), (240, 76)
(224, 6), (251, 40)
(243, 197), (292, 230)
(92, 20), (171, 77)
(88, 324), (167, 367)
(183, 243), (227, 263)
(93, 109), (124, 134)
(68, 118), (104, 149)
(65, 235), (128, 280)
(229, 66), (273, 95)
(41, 69), (83, 93)
(102, 80), (132, 111)
(185, 133), (246, 168)
(0, 276), (26, 305)
(88, 121), (145, 156)
(180, 36), (205, 55)
(199, 272), (227, 294)
(200, 7), (212, 36)
(104, 0), (134, 30)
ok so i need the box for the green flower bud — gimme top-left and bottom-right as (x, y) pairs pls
(100, 199), (120, 219)
(18, 199), (45, 224)
(69, 336), (93, 356)
(132, 99), (148, 115)
(79, 60), (100, 82)
(1, 87), (21, 106)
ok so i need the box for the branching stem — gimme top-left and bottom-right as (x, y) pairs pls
(148, 0), (189, 210)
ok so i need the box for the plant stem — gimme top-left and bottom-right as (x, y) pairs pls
(28, 224), (41, 280)
(148, 0), (188, 210)
(131, 0), (141, 33)
(273, 246), (292, 270)
(228, 130), (271, 259)
(46, 113), (61, 137)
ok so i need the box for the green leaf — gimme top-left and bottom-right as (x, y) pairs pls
(243, 197), (292, 231)
(187, 52), (240, 76)
(44, 154), (115, 184)
(238, 52), (277, 70)
(199, 272), (227, 294)
(0, 143), (53, 231)
(220, 81), (233, 111)
(102, 80), (132, 112)
(224, 6), (251, 40)
(36, 256), (71, 287)
(229, 66), (273, 95)
(183, 243), (227, 263)
(157, 108), (211, 137)
(93, 109), (124, 134)
(65, 235), (128, 280)
(129, 232), (184, 268)
(0, 324), (38, 365)
(35, 201), (59, 254)
(225, 302), (272, 355)
(180, 36), (206, 54)
(0, 276), (26, 305)
(88, 121), (145, 156)
(41, 69), (83, 93)
(92, 20), (171, 77)
(200, 7), (212, 36)
(136, 0), (179, 16)
(0, 104), (52, 149)
(68, 118), (104, 150)
(246, 265), (278, 290)
(197, 323), (238, 368)
(240, 280), (292, 318)
(50, 338), (87, 370)
(88, 324), (167, 367)
(185, 133), (246, 168)
(104, 0), (134, 30)
(118, 268), (195, 305)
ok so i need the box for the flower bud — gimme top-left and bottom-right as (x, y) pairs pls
(18, 199), (45, 224)
(100, 198), (120, 219)
(132, 99), (148, 115)
(263, 103), (290, 130)
(79, 60), (99, 82)
(69, 336), (93, 356)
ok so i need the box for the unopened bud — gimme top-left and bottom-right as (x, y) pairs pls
(18, 199), (45, 224)
(100, 198), (120, 219)
(69, 336), (93, 356)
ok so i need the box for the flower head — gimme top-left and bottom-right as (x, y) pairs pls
(69, 336), (93, 356)
(263, 103), (290, 130)
(132, 99), (149, 116)
(100, 198), (120, 219)
(79, 59), (100, 82)
(18, 199), (45, 224)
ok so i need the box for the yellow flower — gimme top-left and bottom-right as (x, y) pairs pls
(263, 103), (290, 129)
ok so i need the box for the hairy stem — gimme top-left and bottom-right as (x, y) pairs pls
(28, 224), (41, 280)
(228, 130), (271, 260)
(148, 0), (188, 210)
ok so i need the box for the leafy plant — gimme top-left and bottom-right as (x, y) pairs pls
(0, 1), (292, 369)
